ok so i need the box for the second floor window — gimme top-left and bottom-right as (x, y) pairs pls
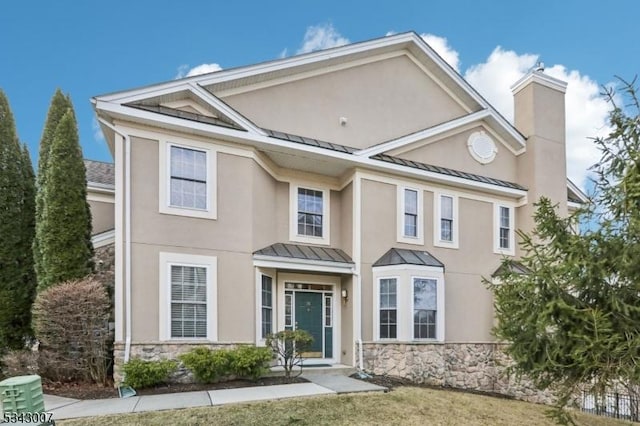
(440, 195), (453, 242)
(404, 189), (418, 237)
(298, 188), (323, 237)
(499, 206), (511, 249)
(170, 146), (207, 210)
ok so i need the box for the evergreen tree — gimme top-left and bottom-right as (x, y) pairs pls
(34, 90), (73, 284)
(490, 79), (640, 424)
(36, 110), (93, 290)
(0, 90), (37, 350)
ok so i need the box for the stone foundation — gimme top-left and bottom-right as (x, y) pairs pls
(113, 342), (241, 384)
(92, 243), (115, 313)
(363, 342), (555, 404)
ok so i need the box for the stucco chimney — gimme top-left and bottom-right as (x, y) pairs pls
(511, 70), (568, 235)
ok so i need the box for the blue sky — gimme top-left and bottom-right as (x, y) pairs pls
(1, 0), (638, 189)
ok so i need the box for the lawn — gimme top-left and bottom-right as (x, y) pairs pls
(58, 386), (633, 426)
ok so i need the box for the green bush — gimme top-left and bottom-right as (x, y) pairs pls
(229, 346), (272, 381)
(179, 347), (230, 383)
(122, 358), (177, 389)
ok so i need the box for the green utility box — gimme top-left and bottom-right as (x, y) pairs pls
(0, 375), (45, 414)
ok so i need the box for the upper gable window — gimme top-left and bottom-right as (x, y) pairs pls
(494, 204), (515, 255)
(289, 184), (330, 245)
(159, 139), (217, 220)
(397, 186), (424, 245)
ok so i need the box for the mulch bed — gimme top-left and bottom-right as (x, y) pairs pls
(43, 376), (308, 400)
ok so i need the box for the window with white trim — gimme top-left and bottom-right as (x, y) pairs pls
(170, 265), (207, 338)
(379, 278), (398, 339)
(289, 184), (330, 245)
(373, 266), (445, 342)
(298, 188), (323, 237)
(170, 146), (207, 210)
(261, 275), (273, 338)
(159, 139), (216, 219)
(404, 189), (418, 237)
(413, 278), (437, 339)
(159, 252), (217, 341)
(494, 204), (515, 255)
(397, 186), (424, 245)
(434, 194), (459, 248)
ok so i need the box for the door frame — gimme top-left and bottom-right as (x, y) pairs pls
(277, 272), (341, 364)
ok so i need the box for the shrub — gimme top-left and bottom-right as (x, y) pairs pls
(229, 346), (272, 381)
(179, 348), (230, 383)
(266, 330), (313, 380)
(1, 350), (39, 380)
(32, 277), (111, 384)
(122, 358), (177, 389)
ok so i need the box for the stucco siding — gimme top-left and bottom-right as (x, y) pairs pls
(88, 199), (114, 234)
(390, 126), (518, 184)
(222, 55), (467, 149)
(359, 179), (507, 342)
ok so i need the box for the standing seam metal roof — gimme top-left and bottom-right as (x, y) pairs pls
(254, 243), (354, 264)
(372, 248), (444, 268)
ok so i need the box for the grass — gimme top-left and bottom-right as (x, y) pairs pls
(58, 386), (633, 426)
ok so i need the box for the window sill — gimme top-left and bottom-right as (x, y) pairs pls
(434, 240), (459, 249)
(397, 235), (425, 246)
(159, 205), (217, 220)
(290, 234), (330, 246)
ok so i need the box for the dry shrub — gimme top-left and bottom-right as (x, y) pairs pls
(32, 277), (111, 384)
(1, 350), (39, 379)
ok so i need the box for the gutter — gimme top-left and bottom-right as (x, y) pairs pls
(98, 118), (132, 364)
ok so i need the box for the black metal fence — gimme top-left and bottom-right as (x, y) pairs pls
(581, 391), (639, 421)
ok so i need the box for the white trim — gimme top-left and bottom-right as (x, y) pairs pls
(253, 257), (354, 274)
(372, 265), (445, 342)
(87, 182), (116, 192)
(255, 271), (275, 345)
(434, 193), (459, 249)
(373, 276), (400, 341)
(397, 186), (424, 245)
(87, 191), (115, 204)
(567, 178), (588, 203)
(510, 71), (568, 95)
(94, 32), (525, 150)
(568, 201), (582, 210)
(91, 229), (115, 248)
(161, 99), (216, 117)
(158, 252), (218, 342)
(113, 134), (123, 343)
(352, 173), (362, 365)
(493, 203), (515, 256)
(355, 110), (491, 157)
(97, 101), (527, 198)
(289, 183), (331, 245)
(187, 82), (267, 136)
(158, 139), (217, 220)
(467, 130), (498, 164)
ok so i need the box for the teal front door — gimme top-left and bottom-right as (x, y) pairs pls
(294, 292), (323, 357)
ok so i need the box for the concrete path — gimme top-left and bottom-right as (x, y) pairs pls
(0, 375), (386, 422)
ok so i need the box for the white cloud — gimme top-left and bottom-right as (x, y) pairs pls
(464, 47), (610, 189)
(92, 117), (104, 142)
(175, 63), (222, 79)
(419, 33), (460, 72)
(297, 23), (349, 54)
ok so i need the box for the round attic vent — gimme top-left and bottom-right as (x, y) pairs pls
(467, 131), (497, 164)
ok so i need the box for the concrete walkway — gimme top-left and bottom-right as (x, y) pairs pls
(1, 375), (386, 422)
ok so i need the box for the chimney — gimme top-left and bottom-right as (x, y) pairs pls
(511, 70), (568, 235)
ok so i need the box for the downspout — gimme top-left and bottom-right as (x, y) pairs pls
(97, 118), (132, 363)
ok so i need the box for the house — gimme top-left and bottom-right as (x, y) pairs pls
(92, 32), (586, 400)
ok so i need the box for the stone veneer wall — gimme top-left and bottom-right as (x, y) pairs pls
(113, 342), (241, 384)
(363, 342), (555, 404)
(92, 243), (115, 311)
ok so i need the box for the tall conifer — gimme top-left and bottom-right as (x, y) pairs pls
(34, 90), (73, 284)
(0, 90), (37, 349)
(36, 110), (93, 290)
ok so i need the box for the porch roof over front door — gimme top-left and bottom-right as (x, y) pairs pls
(253, 243), (355, 274)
